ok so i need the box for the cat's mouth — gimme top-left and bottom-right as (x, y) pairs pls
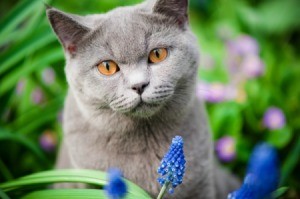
(110, 93), (170, 117)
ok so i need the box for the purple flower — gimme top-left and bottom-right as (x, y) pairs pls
(225, 34), (264, 82)
(39, 130), (57, 152)
(235, 35), (259, 55)
(105, 168), (128, 199)
(241, 55), (265, 78)
(216, 136), (236, 162)
(31, 88), (44, 104)
(42, 67), (55, 85)
(16, 80), (26, 95)
(196, 82), (245, 103)
(224, 85), (247, 103)
(196, 81), (210, 101)
(263, 107), (286, 130)
(227, 35), (259, 56)
(197, 82), (227, 103)
(207, 83), (227, 103)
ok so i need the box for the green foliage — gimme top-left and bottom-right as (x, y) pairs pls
(0, 0), (300, 198)
(0, 169), (152, 199)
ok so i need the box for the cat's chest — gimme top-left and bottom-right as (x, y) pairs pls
(66, 130), (163, 195)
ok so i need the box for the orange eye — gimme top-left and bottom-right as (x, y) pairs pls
(97, 60), (119, 76)
(149, 48), (168, 63)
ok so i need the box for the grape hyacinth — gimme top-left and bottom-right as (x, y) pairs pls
(228, 143), (279, 199)
(157, 136), (186, 198)
(104, 168), (128, 199)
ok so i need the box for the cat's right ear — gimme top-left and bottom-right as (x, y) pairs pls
(46, 7), (90, 56)
(152, 0), (188, 29)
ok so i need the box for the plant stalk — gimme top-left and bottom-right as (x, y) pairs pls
(157, 182), (169, 199)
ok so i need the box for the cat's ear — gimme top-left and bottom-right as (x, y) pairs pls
(46, 7), (90, 55)
(153, 0), (188, 28)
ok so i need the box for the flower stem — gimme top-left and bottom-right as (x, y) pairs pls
(157, 182), (169, 199)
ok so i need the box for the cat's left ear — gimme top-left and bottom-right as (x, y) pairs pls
(153, 0), (188, 28)
(46, 7), (90, 56)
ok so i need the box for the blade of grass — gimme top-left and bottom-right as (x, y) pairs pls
(0, 47), (63, 95)
(0, 158), (13, 181)
(0, 25), (56, 75)
(0, 189), (10, 199)
(0, 0), (52, 46)
(8, 96), (64, 133)
(0, 128), (49, 166)
(281, 135), (300, 185)
(22, 170), (151, 198)
(22, 189), (106, 199)
(0, 170), (152, 198)
(0, 0), (41, 41)
(22, 189), (148, 199)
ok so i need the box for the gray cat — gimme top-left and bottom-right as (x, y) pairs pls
(47, 0), (240, 198)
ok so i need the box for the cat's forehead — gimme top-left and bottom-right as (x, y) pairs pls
(85, 8), (177, 64)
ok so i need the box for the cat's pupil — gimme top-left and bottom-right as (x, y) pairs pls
(155, 49), (160, 58)
(104, 62), (110, 71)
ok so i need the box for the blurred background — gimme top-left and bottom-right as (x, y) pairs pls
(0, 0), (299, 198)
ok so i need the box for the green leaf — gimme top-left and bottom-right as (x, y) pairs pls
(210, 102), (242, 139)
(237, 0), (300, 35)
(0, 25), (56, 75)
(267, 127), (292, 148)
(22, 189), (106, 199)
(8, 96), (64, 134)
(22, 189), (144, 199)
(257, 0), (300, 34)
(0, 189), (10, 199)
(271, 187), (289, 198)
(0, 169), (152, 199)
(0, 0), (41, 41)
(0, 47), (63, 95)
(281, 137), (300, 184)
(0, 127), (48, 165)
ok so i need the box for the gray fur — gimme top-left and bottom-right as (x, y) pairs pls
(47, 0), (240, 198)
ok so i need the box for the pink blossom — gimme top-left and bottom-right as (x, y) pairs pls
(263, 107), (286, 130)
(216, 136), (236, 162)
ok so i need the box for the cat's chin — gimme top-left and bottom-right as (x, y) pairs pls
(125, 102), (162, 118)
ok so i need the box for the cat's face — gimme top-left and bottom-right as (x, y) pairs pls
(47, 0), (199, 118)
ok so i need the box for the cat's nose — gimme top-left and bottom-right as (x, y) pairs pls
(131, 82), (149, 95)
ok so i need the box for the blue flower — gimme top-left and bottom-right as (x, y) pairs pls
(105, 168), (128, 199)
(228, 174), (256, 199)
(228, 143), (279, 199)
(157, 136), (186, 194)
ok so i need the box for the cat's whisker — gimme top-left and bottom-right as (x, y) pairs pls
(154, 85), (173, 89)
(153, 89), (173, 94)
(114, 100), (135, 110)
(110, 94), (124, 102)
(110, 96), (127, 106)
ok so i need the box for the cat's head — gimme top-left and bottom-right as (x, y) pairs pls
(47, 0), (199, 118)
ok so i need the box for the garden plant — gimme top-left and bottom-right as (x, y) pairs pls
(0, 0), (300, 198)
